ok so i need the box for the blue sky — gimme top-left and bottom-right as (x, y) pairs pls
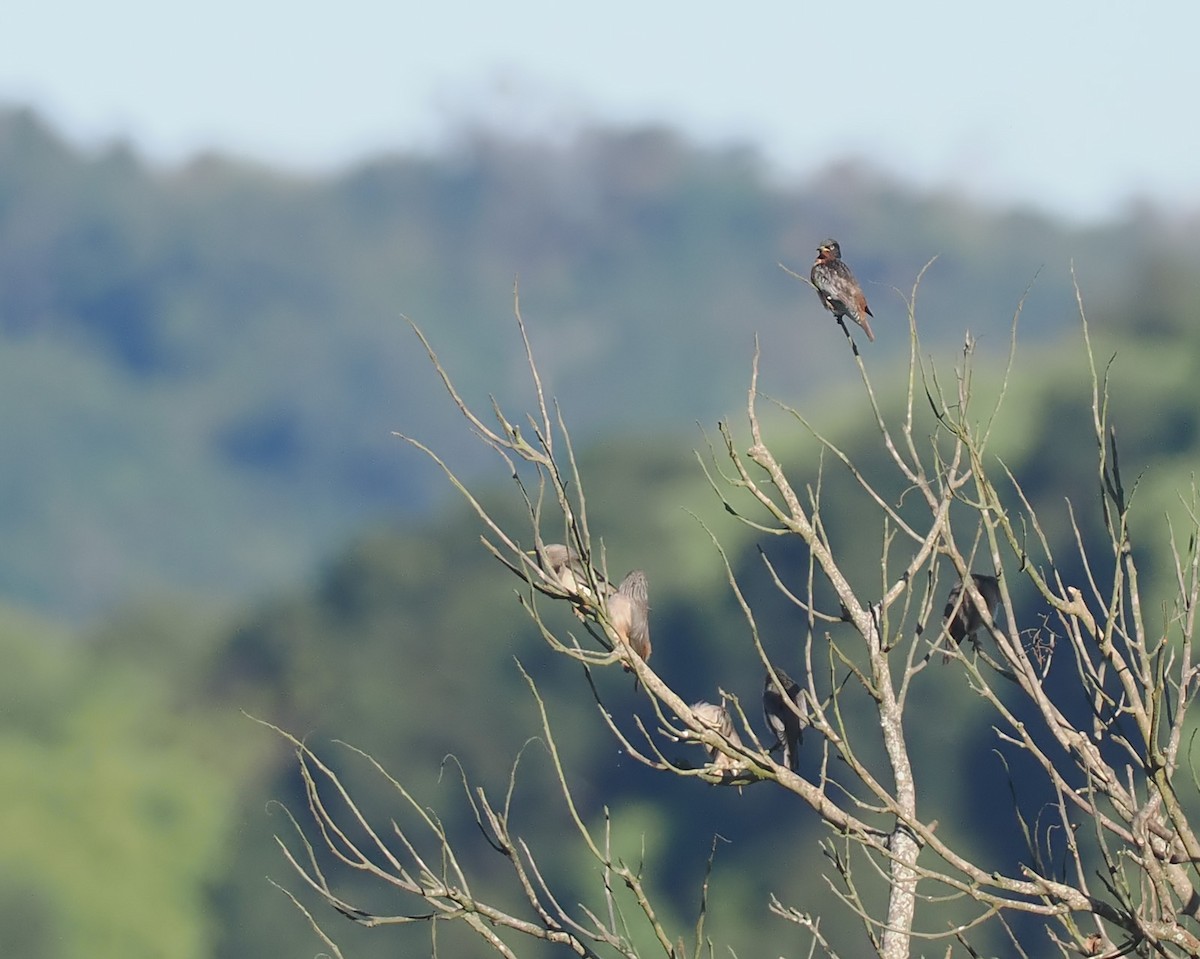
(2, 0), (1197, 221)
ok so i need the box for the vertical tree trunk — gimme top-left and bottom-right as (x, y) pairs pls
(876, 620), (917, 959)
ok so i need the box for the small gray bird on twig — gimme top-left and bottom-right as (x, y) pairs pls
(943, 573), (1002, 648)
(691, 701), (745, 771)
(811, 238), (875, 342)
(762, 668), (808, 772)
(607, 570), (651, 667)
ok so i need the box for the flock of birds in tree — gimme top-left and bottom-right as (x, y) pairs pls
(528, 240), (1002, 777)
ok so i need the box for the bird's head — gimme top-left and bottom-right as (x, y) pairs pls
(816, 239), (842, 262)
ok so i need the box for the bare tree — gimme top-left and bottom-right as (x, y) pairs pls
(265, 272), (1200, 958)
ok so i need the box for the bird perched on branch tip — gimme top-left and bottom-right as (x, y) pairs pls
(811, 238), (875, 342)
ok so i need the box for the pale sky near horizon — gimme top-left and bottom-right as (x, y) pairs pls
(2, 1), (1197, 222)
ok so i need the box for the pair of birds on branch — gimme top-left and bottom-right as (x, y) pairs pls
(689, 672), (809, 776)
(758, 574), (1000, 770)
(755, 573), (1003, 773)
(535, 544), (651, 668)
(689, 670), (810, 775)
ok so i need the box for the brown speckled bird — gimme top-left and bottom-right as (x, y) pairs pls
(607, 569), (651, 666)
(811, 238), (875, 341)
(943, 574), (1002, 646)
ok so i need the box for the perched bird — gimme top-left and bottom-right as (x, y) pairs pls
(811, 239), (875, 342)
(691, 700), (745, 771)
(762, 668), (808, 772)
(534, 543), (608, 602)
(606, 569), (651, 665)
(943, 574), (1002, 647)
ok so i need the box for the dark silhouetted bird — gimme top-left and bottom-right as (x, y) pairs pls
(943, 574), (1002, 646)
(811, 239), (875, 342)
(607, 570), (651, 666)
(762, 668), (808, 771)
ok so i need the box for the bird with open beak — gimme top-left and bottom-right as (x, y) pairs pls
(811, 238), (875, 342)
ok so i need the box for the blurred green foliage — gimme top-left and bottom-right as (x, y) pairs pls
(0, 605), (266, 958)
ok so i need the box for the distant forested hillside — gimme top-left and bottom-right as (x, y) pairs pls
(1, 105), (1197, 620)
